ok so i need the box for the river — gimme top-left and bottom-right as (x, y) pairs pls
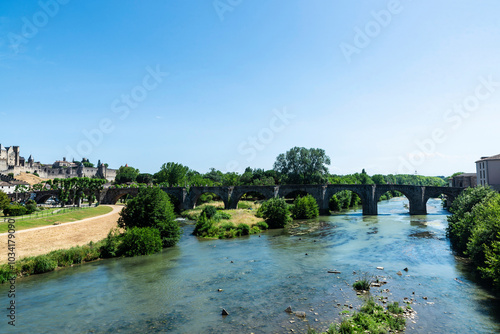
(1, 198), (499, 333)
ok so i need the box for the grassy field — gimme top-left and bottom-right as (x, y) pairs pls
(181, 200), (264, 227)
(0, 206), (113, 233)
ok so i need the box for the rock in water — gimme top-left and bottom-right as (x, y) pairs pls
(397, 271), (402, 276)
(285, 306), (293, 313)
(295, 311), (306, 318)
(222, 309), (229, 316)
(403, 267), (409, 272)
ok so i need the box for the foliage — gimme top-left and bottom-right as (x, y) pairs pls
(352, 278), (371, 291)
(120, 227), (163, 256)
(49, 177), (106, 206)
(446, 186), (497, 255)
(25, 199), (37, 214)
(255, 221), (268, 230)
(273, 147), (331, 184)
(118, 187), (181, 247)
(115, 165), (140, 184)
(291, 194), (319, 219)
(193, 211), (265, 239)
(3, 205), (27, 216)
(447, 186), (500, 292)
(100, 228), (124, 258)
(154, 162), (189, 186)
(0, 190), (10, 211)
(136, 173), (154, 184)
(259, 197), (291, 228)
(200, 205), (218, 220)
(32, 255), (58, 274)
(308, 297), (406, 334)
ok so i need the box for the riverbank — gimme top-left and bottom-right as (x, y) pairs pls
(0, 205), (121, 263)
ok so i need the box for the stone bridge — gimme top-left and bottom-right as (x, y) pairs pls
(10, 184), (464, 216)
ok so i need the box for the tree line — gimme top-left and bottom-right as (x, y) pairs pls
(114, 146), (448, 188)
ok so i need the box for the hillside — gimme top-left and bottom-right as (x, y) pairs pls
(14, 172), (49, 185)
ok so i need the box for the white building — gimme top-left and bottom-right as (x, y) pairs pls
(476, 154), (500, 191)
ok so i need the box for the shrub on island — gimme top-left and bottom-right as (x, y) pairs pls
(291, 194), (319, 219)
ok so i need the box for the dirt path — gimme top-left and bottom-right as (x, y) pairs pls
(0, 205), (122, 264)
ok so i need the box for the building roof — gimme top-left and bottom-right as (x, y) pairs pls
(476, 154), (500, 163)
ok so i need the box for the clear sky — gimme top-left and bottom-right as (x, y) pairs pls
(1, 0), (499, 177)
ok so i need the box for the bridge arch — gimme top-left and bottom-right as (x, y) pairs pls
(423, 186), (462, 210)
(278, 185), (325, 213)
(36, 194), (58, 204)
(325, 185), (373, 215)
(375, 185), (425, 215)
(228, 186), (276, 209)
(187, 187), (230, 210)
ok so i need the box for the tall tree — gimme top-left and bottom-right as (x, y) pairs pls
(0, 190), (9, 211)
(154, 162), (189, 186)
(115, 165), (140, 184)
(273, 147), (331, 184)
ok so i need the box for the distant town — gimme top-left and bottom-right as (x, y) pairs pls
(0, 144), (116, 193)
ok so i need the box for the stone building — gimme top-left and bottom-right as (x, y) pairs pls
(476, 154), (500, 191)
(450, 173), (477, 188)
(0, 144), (117, 182)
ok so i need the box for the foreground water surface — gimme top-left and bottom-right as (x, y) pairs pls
(1, 198), (500, 333)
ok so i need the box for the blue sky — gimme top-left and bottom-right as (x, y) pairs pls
(1, 0), (499, 177)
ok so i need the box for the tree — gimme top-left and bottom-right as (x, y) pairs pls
(154, 162), (189, 186)
(259, 197), (292, 228)
(0, 191), (9, 211)
(137, 173), (153, 184)
(118, 187), (181, 247)
(115, 165), (140, 184)
(273, 147), (331, 184)
(291, 194), (319, 219)
(447, 186), (497, 255)
(371, 174), (386, 185)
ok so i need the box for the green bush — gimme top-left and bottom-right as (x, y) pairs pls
(3, 205), (27, 217)
(0, 264), (14, 284)
(236, 223), (250, 236)
(193, 212), (215, 237)
(291, 194), (319, 219)
(100, 228), (124, 258)
(118, 187), (181, 247)
(259, 197), (291, 229)
(446, 186), (500, 292)
(353, 278), (371, 291)
(33, 256), (57, 274)
(481, 235), (500, 288)
(200, 205), (218, 219)
(447, 186), (497, 255)
(215, 211), (232, 220)
(255, 221), (268, 230)
(120, 227), (163, 257)
(308, 297), (406, 334)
